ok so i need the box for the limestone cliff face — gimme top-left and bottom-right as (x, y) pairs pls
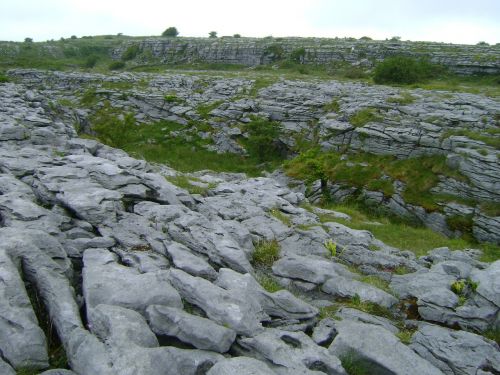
(111, 37), (500, 75)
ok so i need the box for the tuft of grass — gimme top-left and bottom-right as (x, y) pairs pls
(339, 351), (371, 375)
(257, 274), (283, 293)
(484, 327), (500, 345)
(165, 175), (215, 195)
(318, 304), (341, 320)
(323, 99), (341, 112)
(441, 129), (500, 150)
(252, 239), (281, 266)
(359, 275), (390, 292)
(344, 294), (394, 320)
(249, 77), (277, 96)
(0, 73), (9, 83)
(396, 328), (416, 344)
(196, 100), (223, 119)
(349, 108), (382, 127)
(270, 208), (292, 227)
(386, 92), (415, 105)
(480, 201), (500, 217)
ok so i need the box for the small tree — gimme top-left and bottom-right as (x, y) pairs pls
(209, 31), (217, 38)
(162, 27), (179, 37)
(233, 34), (241, 38)
(24, 37), (33, 43)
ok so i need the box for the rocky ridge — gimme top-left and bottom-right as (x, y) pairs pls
(110, 37), (500, 75)
(0, 72), (499, 374)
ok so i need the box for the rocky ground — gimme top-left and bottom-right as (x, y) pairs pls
(0, 73), (499, 374)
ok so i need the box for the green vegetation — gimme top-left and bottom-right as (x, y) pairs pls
(359, 275), (391, 292)
(162, 27), (179, 37)
(323, 99), (341, 112)
(164, 93), (184, 104)
(374, 56), (444, 84)
(257, 274), (283, 293)
(349, 108), (383, 127)
(252, 239), (281, 266)
(84, 102), (283, 175)
(339, 352), (371, 375)
(285, 150), (467, 212)
(324, 239), (340, 257)
(165, 175), (216, 195)
(0, 72), (9, 83)
(386, 92), (415, 105)
(346, 294), (394, 319)
(196, 100), (223, 119)
(441, 128), (500, 150)
(396, 328), (416, 344)
(480, 201), (500, 217)
(315, 202), (500, 260)
(270, 208), (292, 227)
(108, 61), (126, 70)
(122, 44), (141, 61)
(241, 116), (286, 163)
(209, 31), (218, 38)
(484, 327), (500, 345)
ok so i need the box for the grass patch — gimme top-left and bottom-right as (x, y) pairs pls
(480, 202), (500, 217)
(257, 274), (283, 293)
(484, 327), (500, 345)
(441, 129), (500, 150)
(318, 304), (340, 320)
(396, 328), (416, 344)
(359, 275), (391, 292)
(196, 100), (223, 119)
(249, 77), (277, 96)
(252, 239), (281, 266)
(323, 99), (341, 112)
(386, 92), (415, 105)
(165, 175), (215, 195)
(270, 208), (292, 227)
(339, 352), (371, 375)
(345, 294), (394, 320)
(349, 108), (382, 127)
(85, 102), (280, 176)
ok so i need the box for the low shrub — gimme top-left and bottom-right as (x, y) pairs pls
(373, 56), (444, 84)
(122, 44), (140, 61)
(108, 61), (126, 70)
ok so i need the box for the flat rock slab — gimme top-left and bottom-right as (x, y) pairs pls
(207, 357), (277, 375)
(146, 305), (236, 353)
(83, 248), (182, 316)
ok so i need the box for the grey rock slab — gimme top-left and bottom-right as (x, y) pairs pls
(216, 268), (318, 321)
(89, 304), (159, 349)
(207, 357), (277, 375)
(410, 323), (500, 375)
(145, 305), (236, 353)
(168, 268), (265, 336)
(470, 260), (500, 307)
(239, 328), (347, 375)
(312, 318), (338, 346)
(0, 359), (15, 375)
(166, 242), (217, 280)
(40, 370), (78, 375)
(329, 320), (444, 375)
(82, 248), (182, 316)
(335, 307), (399, 334)
(272, 255), (356, 285)
(322, 275), (398, 308)
(0, 249), (48, 369)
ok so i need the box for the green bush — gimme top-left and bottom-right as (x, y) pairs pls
(0, 73), (9, 83)
(108, 61), (126, 70)
(209, 31), (218, 38)
(373, 56), (443, 84)
(162, 27), (179, 37)
(242, 117), (286, 163)
(83, 55), (99, 68)
(122, 44), (140, 61)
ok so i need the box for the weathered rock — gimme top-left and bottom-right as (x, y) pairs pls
(322, 275), (398, 308)
(239, 328), (347, 375)
(207, 357), (277, 375)
(329, 320), (444, 375)
(410, 323), (500, 375)
(82, 248), (183, 316)
(145, 305), (236, 353)
(168, 268), (265, 336)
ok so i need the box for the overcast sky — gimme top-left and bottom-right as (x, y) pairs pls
(1, 0), (498, 44)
